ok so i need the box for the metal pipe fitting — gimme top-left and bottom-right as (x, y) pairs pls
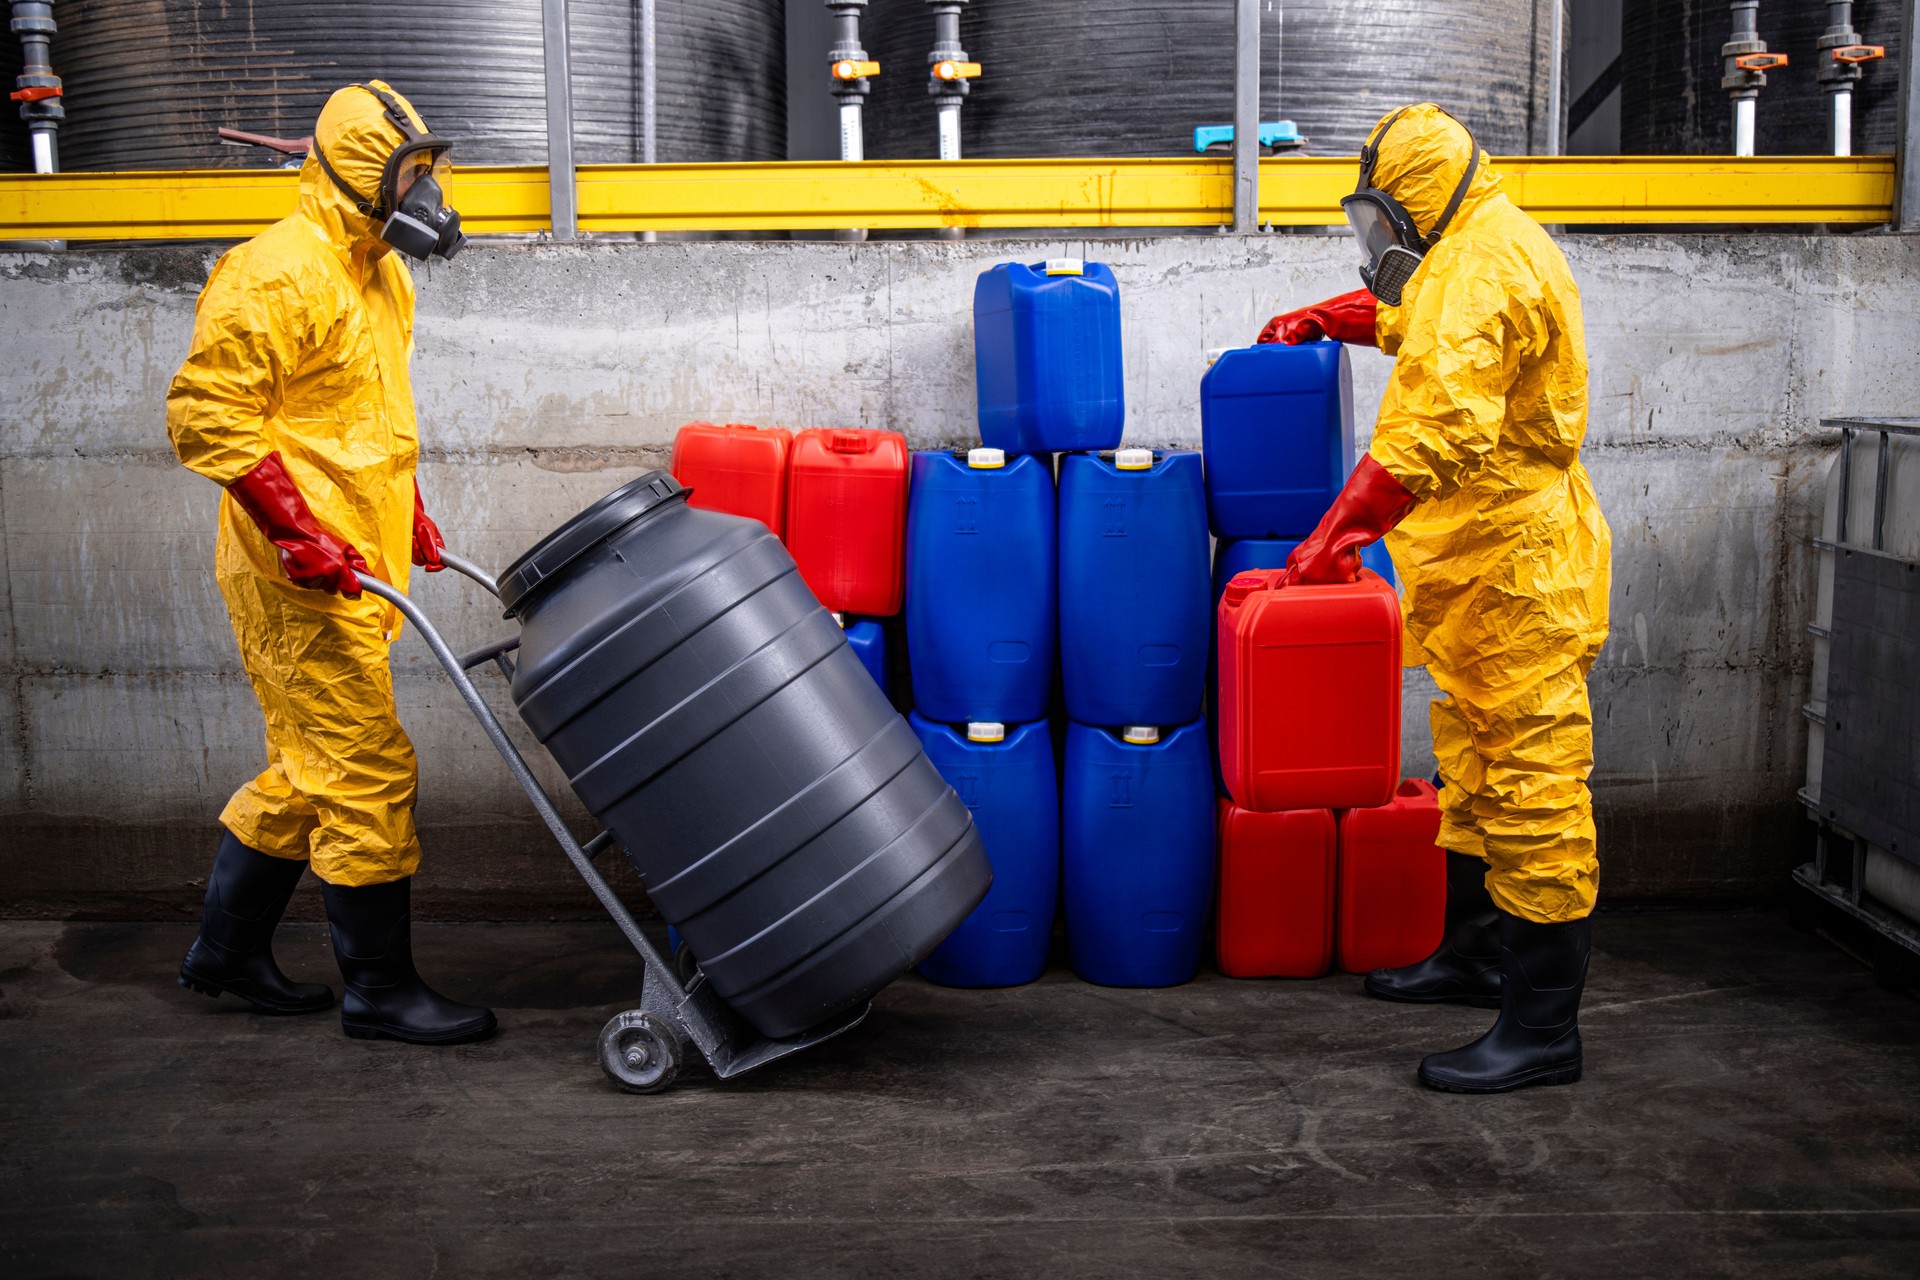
(925, 0), (971, 162)
(1817, 1), (1886, 157)
(1721, 1), (1782, 156)
(9, 1), (63, 174)
(826, 0), (873, 163)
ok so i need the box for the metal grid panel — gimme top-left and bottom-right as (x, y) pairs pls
(1819, 547), (1920, 866)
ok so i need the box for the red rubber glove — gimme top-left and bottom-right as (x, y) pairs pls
(226, 452), (368, 597)
(1278, 455), (1415, 587)
(1256, 288), (1379, 347)
(411, 480), (445, 572)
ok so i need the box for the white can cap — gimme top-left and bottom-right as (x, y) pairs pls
(967, 447), (1006, 469)
(1205, 347), (1229, 366)
(1044, 257), (1086, 276)
(966, 722), (1006, 743)
(1121, 725), (1160, 744)
(1114, 448), (1154, 471)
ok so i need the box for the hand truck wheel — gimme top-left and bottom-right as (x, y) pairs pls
(597, 1010), (683, 1094)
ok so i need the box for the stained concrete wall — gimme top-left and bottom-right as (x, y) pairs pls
(3, 232), (1916, 918)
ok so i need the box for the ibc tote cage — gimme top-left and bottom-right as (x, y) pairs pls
(1798, 417), (1920, 990)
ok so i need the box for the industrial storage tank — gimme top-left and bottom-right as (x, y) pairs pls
(865, 0), (1561, 160)
(0, 31), (24, 172)
(41, 0), (784, 171)
(1620, 0), (1905, 155)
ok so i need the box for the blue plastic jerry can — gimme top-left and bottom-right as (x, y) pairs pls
(840, 615), (888, 694)
(913, 715), (1060, 988)
(973, 259), (1124, 456)
(1201, 341), (1355, 540)
(905, 448), (1057, 724)
(1211, 536), (1396, 597)
(1062, 720), (1215, 988)
(1058, 449), (1210, 728)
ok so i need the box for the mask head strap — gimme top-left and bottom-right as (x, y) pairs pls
(1354, 104), (1480, 249)
(312, 82), (452, 222)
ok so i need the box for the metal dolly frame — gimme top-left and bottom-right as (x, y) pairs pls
(359, 552), (869, 1093)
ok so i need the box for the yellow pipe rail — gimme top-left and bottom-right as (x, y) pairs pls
(0, 155), (1895, 242)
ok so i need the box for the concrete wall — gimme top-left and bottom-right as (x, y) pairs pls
(4, 231), (1916, 918)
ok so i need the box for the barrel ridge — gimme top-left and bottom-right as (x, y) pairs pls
(720, 819), (990, 1037)
(644, 715), (925, 919)
(569, 608), (845, 812)
(692, 775), (974, 992)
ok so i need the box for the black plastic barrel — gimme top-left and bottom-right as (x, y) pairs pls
(499, 472), (991, 1039)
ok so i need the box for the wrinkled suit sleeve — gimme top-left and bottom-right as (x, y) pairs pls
(166, 260), (303, 486)
(1367, 269), (1517, 503)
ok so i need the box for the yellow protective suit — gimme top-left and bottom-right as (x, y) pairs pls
(166, 82), (432, 888)
(1364, 104), (1612, 924)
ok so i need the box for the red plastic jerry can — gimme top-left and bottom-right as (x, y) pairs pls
(786, 427), (910, 616)
(1336, 779), (1446, 974)
(1217, 568), (1401, 812)
(670, 422), (794, 538)
(1215, 800), (1336, 979)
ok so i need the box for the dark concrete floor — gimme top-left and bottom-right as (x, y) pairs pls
(2, 910), (1917, 1279)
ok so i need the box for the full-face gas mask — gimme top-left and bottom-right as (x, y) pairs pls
(1339, 107), (1478, 307)
(314, 83), (467, 262)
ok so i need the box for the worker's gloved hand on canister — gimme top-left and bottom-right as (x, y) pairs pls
(411, 480), (446, 572)
(226, 451), (369, 597)
(1278, 455), (1415, 586)
(1256, 288), (1380, 347)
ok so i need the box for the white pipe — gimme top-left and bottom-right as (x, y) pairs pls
(1734, 97), (1756, 156)
(1833, 89), (1853, 156)
(841, 103), (866, 162)
(30, 129), (57, 175)
(938, 106), (961, 161)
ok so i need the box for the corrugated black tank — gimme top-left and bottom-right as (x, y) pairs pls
(0, 32), (24, 172)
(500, 473), (991, 1040)
(41, 0), (784, 171)
(1621, 0), (1906, 155)
(864, 0), (1557, 160)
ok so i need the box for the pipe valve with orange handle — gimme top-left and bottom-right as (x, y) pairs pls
(933, 59), (981, 81)
(833, 59), (880, 81)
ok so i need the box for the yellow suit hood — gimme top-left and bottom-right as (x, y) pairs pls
(299, 80), (434, 260)
(1365, 102), (1502, 246)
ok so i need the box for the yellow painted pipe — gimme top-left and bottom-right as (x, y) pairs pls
(0, 155), (1895, 242)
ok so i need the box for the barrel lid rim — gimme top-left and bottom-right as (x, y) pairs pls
(496, 470), (688, 616)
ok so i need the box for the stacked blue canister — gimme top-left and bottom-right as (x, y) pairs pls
(906, 444), (1061, 987)
(906, 263), (1388, 990)
(907, 257), (1215, 991)
(1200, 340), (1390, 588)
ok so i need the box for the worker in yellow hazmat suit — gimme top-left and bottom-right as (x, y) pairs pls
(167, 82), (493, 1045)
(1258, 104), (1611, 1093)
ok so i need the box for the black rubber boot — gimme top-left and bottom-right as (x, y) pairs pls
(1418, 912), (1591, 1094)
(322, 877), (496, 1045)
(179, 831), (334, 1015)
(1364, 851), (1503, 1008)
